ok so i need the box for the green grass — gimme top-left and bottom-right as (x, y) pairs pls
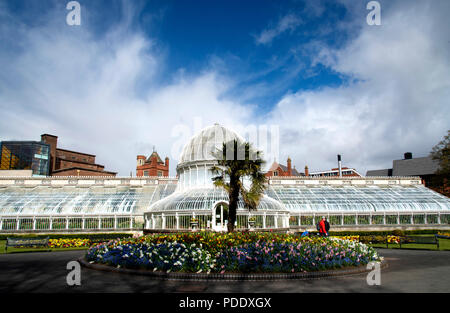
(2, 237), (449, 254)
(370, 238), (450, 251)
(0, 240), (90, 254)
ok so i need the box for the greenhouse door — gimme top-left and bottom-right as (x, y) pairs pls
(212, 202), (228, 231)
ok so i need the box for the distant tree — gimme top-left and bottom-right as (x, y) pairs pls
(431, 130), (450, 175)
(429, 130), (450, 197)
(210, 140), (267, 232)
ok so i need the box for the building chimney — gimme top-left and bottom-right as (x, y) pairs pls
(404, 152), (412, 160)
(165, 157), (169, 169)
(287, 157), (292, 176)
(136, 155), (145, 167)
(305, 165), (309, 177)
(337, 154), (342, 177)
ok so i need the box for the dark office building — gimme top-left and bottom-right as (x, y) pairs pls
(0, 141), (51, 176)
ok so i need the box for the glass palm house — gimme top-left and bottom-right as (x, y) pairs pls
(0, 123), (449, 232)
(143, 124), (450, 231)
(144, 123), (289, 231)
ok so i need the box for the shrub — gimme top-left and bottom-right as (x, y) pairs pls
(392, 230), (405, 237)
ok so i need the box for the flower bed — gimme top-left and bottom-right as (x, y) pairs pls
(332, 235), (401, 244)
(48, 238), (92, 248)
(86, 232), (382, 274)
(438, 232), (450, 238)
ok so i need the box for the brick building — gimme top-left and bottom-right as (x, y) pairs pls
(41, 134), (116, 177)
(136, 150), (169, 177)
(265, 157), (304, 177)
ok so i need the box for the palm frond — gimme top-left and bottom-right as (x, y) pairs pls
(210, 139), (267, 222)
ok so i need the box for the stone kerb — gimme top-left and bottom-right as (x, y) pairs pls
(79, 257), (388, 281)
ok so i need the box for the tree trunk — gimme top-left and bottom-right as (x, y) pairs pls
(227, 175), (240, 232)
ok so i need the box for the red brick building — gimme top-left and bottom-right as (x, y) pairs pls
(136, 150), (169, 177)
(41, 134), (117, 177)
(265, 157), (304, 177)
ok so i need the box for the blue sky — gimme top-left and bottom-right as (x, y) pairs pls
(79, 0), (353, 111)
(0, 0), (449, 176)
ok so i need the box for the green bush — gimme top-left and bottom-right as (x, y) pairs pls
(359, 235), (387, 244)
(392, 230), (405, 237)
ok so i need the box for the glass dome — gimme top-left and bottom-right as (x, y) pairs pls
(178, 123), (245, 165)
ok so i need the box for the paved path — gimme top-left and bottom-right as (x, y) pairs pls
(0, 249), (449, 293)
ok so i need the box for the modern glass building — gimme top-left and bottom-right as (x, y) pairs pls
(0, 141), (50, 177)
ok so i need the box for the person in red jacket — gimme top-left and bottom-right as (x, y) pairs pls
(319, 217), (328, 237)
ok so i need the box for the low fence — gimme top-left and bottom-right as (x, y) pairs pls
(145, 212), (289, 230)
(288, 211), (450, 228)
(0, 211), (448, 233)
(146, 211), (450, 231)
(0, 214), (143, 232)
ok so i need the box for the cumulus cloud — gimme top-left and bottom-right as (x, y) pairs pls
(0, 2), (252, 176)
(0, 0), (448, 179)
(267, 0), (450, 175)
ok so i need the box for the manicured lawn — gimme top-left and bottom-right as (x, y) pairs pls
(0, 240), (90, 254)
(1, 236), (449, 254)
(370, 238), (450, 251)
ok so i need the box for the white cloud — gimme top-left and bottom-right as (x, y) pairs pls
(266, 0), (450, 175)
(1, 0), (448, 179)
(0, 4), (252, 176)
(255, 13), (302, 45)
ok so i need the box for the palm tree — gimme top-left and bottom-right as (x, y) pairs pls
(210, 139), (267, 232)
